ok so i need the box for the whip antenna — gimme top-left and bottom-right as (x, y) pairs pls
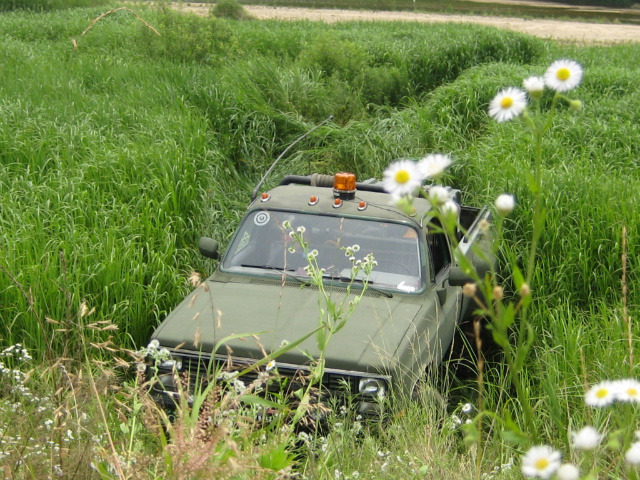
(251, 115), (333, 201)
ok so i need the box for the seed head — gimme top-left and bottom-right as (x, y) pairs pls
(493, 286), (504, 300)
(462, 283), (477, 297)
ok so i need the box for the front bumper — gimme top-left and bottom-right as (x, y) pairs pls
(147, 350), (390, 417)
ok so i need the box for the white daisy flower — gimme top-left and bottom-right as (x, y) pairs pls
(544, 59), (583, 92)
(523, 76), (545, 99)
(417, 153), (451, 179)
(461, 403), (474, 414)
(585, 381), (617, 407)
(266, 360), (276, 372)
(488, 87), (527, 123)
(626, 442), (640, 465)
(147, 339), (160, 350)
(495, 194), (515, 216)
(571, 426), (601, 450)
(521, 445), (561, 479)
(556, 464), (580, 480)
(382, 160), (423, 198)
(615, 379), (640, 403)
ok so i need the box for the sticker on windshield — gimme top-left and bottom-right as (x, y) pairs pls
(254, 211), (270, 226)
(396, 281), (415, 293)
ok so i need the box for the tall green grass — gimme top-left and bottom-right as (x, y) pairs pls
(0, 8), (639, 476)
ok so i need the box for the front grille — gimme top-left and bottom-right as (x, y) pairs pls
(168, 352), (359, 398)
(151, 351), (391, 420)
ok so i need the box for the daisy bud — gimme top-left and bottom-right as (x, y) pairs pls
(556, 464), (580, 480)
(520, 283), (531, 297)
(572, 426), (601, 450)
(495, 194), (515, 216)
(479, 219), (491, 235)
(493, 286), (504, 300)
(428, 186), (451, 206)
(523, 76), (544, 100)
(462, 283), (477, 297)
(569, 100), (583, 112)
(626, 442), (640, 465)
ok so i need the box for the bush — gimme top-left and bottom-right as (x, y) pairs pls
(212, 0), (249, 20)
(299, 32), (370, 81)
(0, 0), (108, 11)
(138, 7), (237, 65)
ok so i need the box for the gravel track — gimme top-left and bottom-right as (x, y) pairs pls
(180, 2), (640, 43)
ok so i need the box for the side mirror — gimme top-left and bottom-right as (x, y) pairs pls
(448, 267), (474, 287)
(199, 237), (219, 260)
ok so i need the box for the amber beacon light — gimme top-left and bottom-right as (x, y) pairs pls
(333, 172), (357, 199)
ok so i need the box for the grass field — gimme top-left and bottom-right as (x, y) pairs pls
(0, 3), (639, 478)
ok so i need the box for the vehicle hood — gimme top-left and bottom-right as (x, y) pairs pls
(151, 276), (421, 374)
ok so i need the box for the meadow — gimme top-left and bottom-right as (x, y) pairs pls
(0, 2), (639, 478)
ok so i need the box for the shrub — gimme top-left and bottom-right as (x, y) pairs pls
(299, 32), (370, 81)
(361, 66), (409, 106)
(212, 0), (249, 20)
(138, 7), (237, 65)
(0, 0), (108, 11)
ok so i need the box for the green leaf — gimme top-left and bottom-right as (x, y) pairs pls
(461, 421), (478, 446)
(240, 394), (284, 410)
(502, 302), (516, 329)
(502, 413), (530, 445)
(316, 327), (327, 351)
(258, 442), (294, 471)
(511, 263), (525, 292)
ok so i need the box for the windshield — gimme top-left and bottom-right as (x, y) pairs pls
(222, 210), (423, 293)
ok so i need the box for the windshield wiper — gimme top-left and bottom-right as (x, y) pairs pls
(322, 274), (393, 298)
(240, 264), (312, 286)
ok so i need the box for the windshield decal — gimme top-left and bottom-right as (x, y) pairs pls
(253, 211), (271, 226)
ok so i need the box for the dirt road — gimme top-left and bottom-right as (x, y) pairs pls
(181, 3), (640, 43)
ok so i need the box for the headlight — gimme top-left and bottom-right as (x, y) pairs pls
(158, 357), (183, 371)
(358, 377), (386, 398)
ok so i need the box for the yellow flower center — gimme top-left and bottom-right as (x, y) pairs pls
(500, 97), (514, 109)
(628, 388), (638, 397)
(596, 388), (609, 399)
(556, 68), (571, 81)
(534, 458), (550, 471)
(394, 170), (410, 184)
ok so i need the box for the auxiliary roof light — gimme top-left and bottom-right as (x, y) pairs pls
(357, 200), (367, 211)
(260, 192), (271, 202)
(333, 198), (343, 208)
(308, 195), (319, 206)
(333, 172), (356, 199)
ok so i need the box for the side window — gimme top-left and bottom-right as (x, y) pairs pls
(427, 226), (451, 279)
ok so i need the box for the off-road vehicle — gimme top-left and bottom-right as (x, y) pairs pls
(147, 171), (491, 416)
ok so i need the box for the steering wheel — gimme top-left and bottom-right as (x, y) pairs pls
(375, 260), (413, 276)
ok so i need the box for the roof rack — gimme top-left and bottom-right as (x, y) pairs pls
(279, 174), (386, 194)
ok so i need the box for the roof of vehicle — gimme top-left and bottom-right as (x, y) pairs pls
(249, 175), (435, 228)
